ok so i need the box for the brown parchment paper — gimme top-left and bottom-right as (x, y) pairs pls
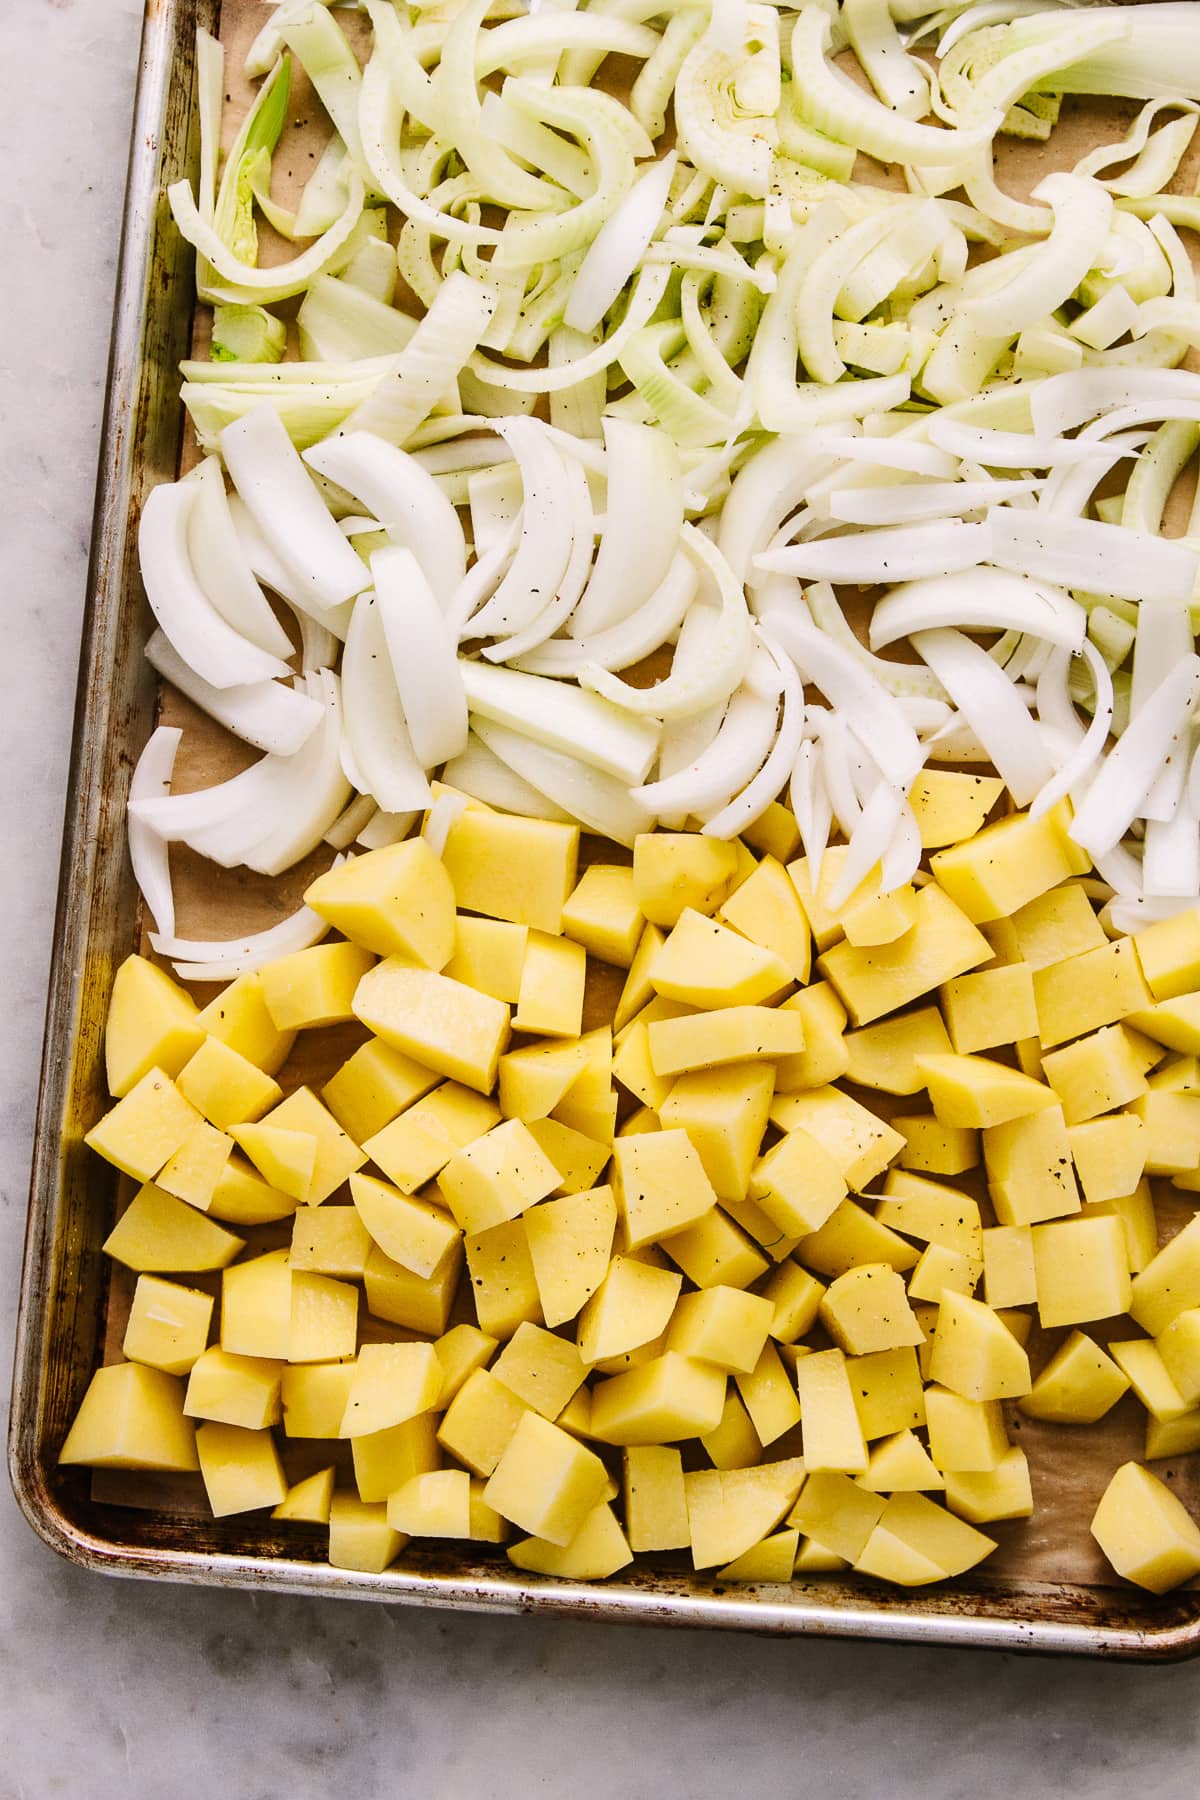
(96, 0), (1200, 1593)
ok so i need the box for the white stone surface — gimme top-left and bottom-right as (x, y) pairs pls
(3, 4), (1200, 1794)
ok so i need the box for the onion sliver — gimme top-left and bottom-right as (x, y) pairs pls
(471, 718), (653, 847)
(146, 629), (324, 757)
(461, 661), (659, 785)
(764, 607), (926, 788)
(702, 632), (807, 841)
(373, 546), (468, 767)
(828, 480), (1039, 527)
(755, 520), (990, 585)
(1031, 641), (1115, 819)
(870, 567), (1086, 654)
(1069, 655), (1200, 857)
(342, 591), (433, 814)
(127, 726), (181, 939)
(153, 895), (333, 982)
(187, 458), (295, 659)
(988, 506), (1200, 605)
(517, 551), (698, 677)
(441, 732), (576, 822)
(790, 739), (833, 883)
(564, 152), (677, 334)
(569, 418), (684, 639)
(304, 430), (467, 607)
(913, 627), (1054, 806)
(466, 420), (577, 638)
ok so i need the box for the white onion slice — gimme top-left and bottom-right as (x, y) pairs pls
(702, 631), (806, 840)
(441, 732), (576, 822)
(373, 546), (468, 768)
(870, 567), (1086, 655)
(913, 628), (1054, 806)
(1030, 366), (1200, 437)
(564, 151), (677, 333)
(790, 739), (833, 883)
(927, 414), (1122, 468)
(828, 480), (1038, 526)
(423, 789), (468, 859)
(1070, 656), (1200, 857)
(988, 507), (1199, 606)
(466, 420), (577, 639)
(1031, 641), (1114, 820)
(146, 629), (323, 757)
(882, 798), (923, 892)
(357, 808), (419, 850)
(829, 780), (906, 909)
(482, 454), (596, 663)
(633, 661), (780, 821)
(718, 434), (839, 589)
(764, 608), (926, 788)
(471, 718), (653, 846)
(1144, 811), (1200, 899)
(303, 431), (467, 607)
(325, 794), (377, 850)
(518, 551), (698, 677)
(159, 891), (334, 983)
(756, 520), (990, 585)
(461, 661), (659, 784)
(127, 725), (181, 939)
(187, 458), (295, 659)
(341, 590), (433, 814)
(569, 418), (684, 638)
(448, 520), (521, 641)
(226, 493), (350, 646)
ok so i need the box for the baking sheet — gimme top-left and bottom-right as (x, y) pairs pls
(11, 0), (1200, 1655)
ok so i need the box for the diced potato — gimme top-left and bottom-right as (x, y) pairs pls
(304, 839), (456, 965)
(590, 1352), (727, 1445)
(1041, 1026), (1150, 1126)
(1157, 1308), (1200, 1406)
(468, 1480), (511, 1544)
(561, 865), (643, 968)
(862, 1430), (944, 1493)
(338, 1342), (443, 1439)
(788, 1472), (883, 1561)
(525, 1118), (611, 1194)
(85, 1069), (203, 1184)
(122, 1274), (213, 1376)
(514, 930), (586, 1038)
(1125, 992), (1200, 1055)
(735, 1341), (802, 1445)
(659, 1063), (774, 1204)
(354, 959), (510, 1096)
(716, 854), (811, 983)
(787, 851), (915, 953)
(819, 1264), (924, 1357)
(259, 1086), (366, 1205)
(1033, 940), (1152, 1050)
(742, 803), (801, 864)
(280, 1362), (356, 1439)
(613, 923), (667, 1034)
(1149, 1054), (1200, 1092)
(60, 1363), (198, 1471)
(1010, 882), (1106, 971)
(1068, 1113), (1146, 1204)
(437, 1368), (529, 1476)
(769, 1086), (905, 1187)
(184, 1346), (282, 1431)
(1083, 1180), (1158, 1274)
(610, 1129), (717, 1249)
(290, 1203), (372, 1278)
(856, 1494), (996, 1583)
(842, 1006), (952, 1095)
(229, 1123), (316, 1203)
(847, 1346), (926, 1439)
(667, 1287), (774, 1374)
(258, 942), (376, 1032)
(633, 833), (739, 928)
(523, 1185), (616, 1329)
(196, 972), (294, 1076)
(1032, 1216), (1132, 1328)
(623, 1446), (690, 1552)
(1108, 1339), (1190, 1423)
(646, 1006), (804, 1077)
(983, 1105), (1080, 1227)
(612, 1016), (673, 1111)
(918, 1053), (1056, 1130)
(1131, 1214), (1200, 1335)
(1146, 1411), (1200, 1459)
(650, 908), (792, 1008)
(1128, 1090), (1200, 1175)
(549, 1026), (616, 1145)
(105, 955), (204, 1098)
(577, 1255), (681, 1364)
(508, 1502), (633, 1579)
(441, 810), (579, 933)
(940, 965), (1037, 1057)
(929, 1291), (1031, 1401)
(661, 1206), (770, 1290)
(721, 1195), (798, 1263)
(1091, 1461), (1200, 1593)
(205, 1156), (298, 1228)
(799, 1200), (921, 1280)
(924, 1387), (1008, 1472)
(484, 1411), (611, 1546)
(981, 1225), (1037, 1310)
(685, 1459), (805, 1569)
(219, 1248), (291, 1361)
(321, 1038), (440, 1145)
(328, 1491), (405, 1573)
(103, 1183), (244, 1273)
(432, 1323), (496, 1407)
(717, 1527), (801, 1583)
(894, 1114), (979, 1178)
(439, 1118), (560, 1235)
(749, 1127), (847, 1239)
(907, 1244), (983, 1305)
(905, 767), (1005, 851)
(876, 1170), (982, 1259)
(491, 1322), (587, 1419)
(1019, 1331), (1130, 1424)
(701, 1387), (763, 1470)
(364, 1239), (462, 1337)
(1133, 908), (1200, 1002)
(793, 1348), (867, 1473)
(157, 1120), (235, 1211)
(463, 1218), (541, 1339)
(444, 916), (529, 1004)
(773, 982), (849, 1092)
(501, 1041), (594, 1135)
(819, 883), (990, 1026)
(761, 1260), (825, 1344)
(175, 1036), (282, 1132)
(365, 1082), (499, 1197)
(351, 1413), (440, 1503)
(195, 1421), (287, 1517)
(387, 1468), (472, 1538)
(273, 1466), (335, 1525)
(928, 802), (1089, 924)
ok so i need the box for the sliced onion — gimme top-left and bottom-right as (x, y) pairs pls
(829, 780), (907, 909)
(1031, 641), (1115, 819)
(145, 630), (323, 758)
(152, 886), (334, 981)
(461, 661), (659, 784)
(441, 731), (576, 822)
(517, 550), (698, 677)
(913, 628), (1054, 806)
(303, 430), (467, 607)
(226, 492), (350, 646)
(423, 788), (468, 858)
(870, 566), (1086, 654)
(702, 630), (806, 841)
(964, 174), (1113, 339)
(790, 739), (833, 883)
(927, 413), (1122, 467)
(1070, 656), (1200, 857)
(187, 458), (295, 659)
(373, 546), (468, 767)
(127, 725), (181, 939)
(358, 808), (419, 850)
(756, 520), (991, 585)
(465, 420), (577, 638)
(633, 664), (780, 821)
(765, 606), (927, 788)
(569, 418), (684, 638)
(987, 507), (1199, 605)
(564, 151), (677, 333)
(471, 718), (653, 847)
(341, 591), (433, 814)
(325, 793), (378, 850)
(481, 452), (596, 662)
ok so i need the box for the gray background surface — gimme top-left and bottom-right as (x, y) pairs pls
(3, 5), (1199, 1794)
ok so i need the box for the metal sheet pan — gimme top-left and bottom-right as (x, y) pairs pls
(10, 0), (1200, 1658)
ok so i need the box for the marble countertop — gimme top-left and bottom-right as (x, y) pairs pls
(3, 5), (1200, 1793)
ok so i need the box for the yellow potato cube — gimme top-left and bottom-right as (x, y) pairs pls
(786, 851), (915, 953)
(364, 1239), (462, 1336)
(156, 1120), (235, 1211)
(929, 801), (1090, 924)
(1128, 1090), (1200, 1175)
(464, 1219), (541, 1339)
(442, 809), (579, 933)
(439, 1118), (560, 1235)
(483, 1411), (610, 1546)
(59, 1362), (198, 1471)
(940, 964), (1037, 1057)
(1125, 992), (1200, 1054)
(1032, 1216), (1132, 1328)
(847, 1345), (926, 1439)
(561, 864), (643, 968)
(906, 1244), (983, 1305)
(184, 1346), (282, 1430)
(982, 1225), (1037, 1310)
(1109, 1338), (1189, 1423)
(612, 1016), (672, 1111)
(122, 1274), (213, 1376)
(667, 1287), (774, 1374)
(524, 1185), (617, 1328)
(437, 1368), (529, 1476)
(794, 1348), (867, 1473)
(1091, 1461), (1200, 1593)
(623, 1446), (690, 1552)
(929, 1291), (1031, 1401)
(443, 915), (528, 1004)
(647, 1006), (805, 1077)
(220, 1248), (292, 1361)
(611, 1129), (718, 1249)
(338, 1342), (443, 1437)
(770, 1085), (905, 1187)
(364, 1082), (499, 1196)
(1019, 1330), (1130, 1423)
(258, 942), (376, 1033)
(354, 958), (511, 1095)
(590, 1352), (727, 1445)
(205, 1156), (298, 1228)
(862, 1429), (944, 1493)
(492, 1322), (587, 1419)
(105, 955), (204, 1098)
(857, 1493), (997, 1583)
(762, 1259), (825, 1344)
(85, 1069), (203, 1184)
(788, 1471), (883, 1561)
(735, 1341), (803, 1445)
(983, 1105), (1080, 1227)
(500, 1039), (593, 1123)
(195, 1421), (286, 1517)
(717, 1527), (801, 1583)
(328, 1491), (406, 1572)
(659, 1063), (774, 1204)
(749, 1128), (848, 1239)
(229, 1123), (316, 1204)
(525, 1118), (611, 1195)
(351, 1413), (440, 1503)
(773, 981), (849, 1092)
(661, 1207), (770, 1290)
(304, 838), (456, 965)
(103, 1183), (244, 1273)
(819, 883), (991, 1027)
(290, 1203), (373, 1278)
(273, 1466), (335, 1525)
(907, 770), (1004, 850)
(1068, 1113), (1147, 1204)
(1157, 1308), (1200, 1406)
(321, 1037), (440, 1145)
(261, 1086), (366, 1205)
(842, 1006), (952, 1096)
(720, 1195), (798, 1262)
(1083, 1180), (1158, 1274)
(513, 930), (586, 1038)
(1034, 939), (1153, 1049)
(700, 1387), (763, 1469)
(433, 1323), (497, 1407)
(1131, 1214), (1200, 1335)
(1146, 1411), (1200, 1459)
(1010, 881), (1106, 970)
(577, 1255), (681, 1364)
(632, 833), (738, 928)
(876, 1170), (983, 1259)
(1149, 1053), (1200, 1092)
(613, 922), (667, 1034)
(386, 1468), (472, 1539)
(893, 1115), (979, 1178)
(1040, 1026), (1149, 1127)
(918, 1053), (1057, 1131)
(280, 1362), (356, 1438)
(742, 802), (801, 864)
(1133, 908), (1200, 1002)
(176, 1037), (282, 1132)
(925, 1387), (1008, 1472)
(799, 1201), (920, 1280)
(716, 854), (811, 983)
(685, 1459), (806, 1569)
(650, 908), (792, 1009)
(819, 1265), (924, 1356)
(197, 972), (294, 1076)
(508, 1502), (633, 1579)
